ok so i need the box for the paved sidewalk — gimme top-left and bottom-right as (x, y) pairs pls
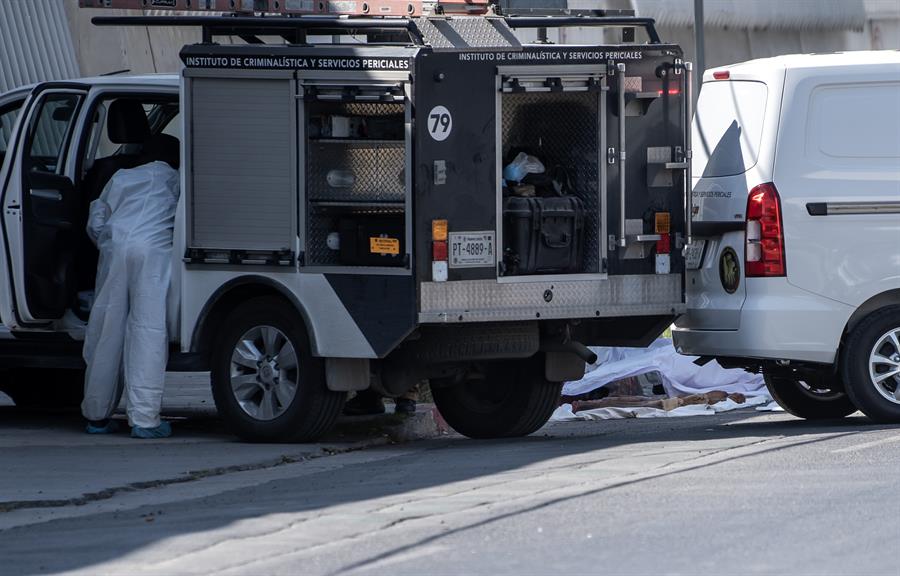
(0, 373), (447, 515)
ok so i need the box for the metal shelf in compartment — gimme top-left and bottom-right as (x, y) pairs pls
(310, 138), (403, 145)
(309, 200), (405, 213)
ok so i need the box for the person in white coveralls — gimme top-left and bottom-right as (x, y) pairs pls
(80, 134), (180, 438)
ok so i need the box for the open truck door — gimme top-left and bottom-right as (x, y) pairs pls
(1, 83), (88, 325)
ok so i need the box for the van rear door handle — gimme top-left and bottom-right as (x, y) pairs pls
(30, 189), (63, 201)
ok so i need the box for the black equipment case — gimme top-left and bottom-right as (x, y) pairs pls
(503, 196), (585, 275)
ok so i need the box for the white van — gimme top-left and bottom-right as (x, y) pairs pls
(673, 51), (900, 422)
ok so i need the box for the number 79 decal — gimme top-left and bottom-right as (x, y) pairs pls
(427, 105), (453, 141)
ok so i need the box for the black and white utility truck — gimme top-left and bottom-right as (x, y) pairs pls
(0, 0), (694, 440)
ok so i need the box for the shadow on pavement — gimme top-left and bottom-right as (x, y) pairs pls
(1, 405), (899, 574)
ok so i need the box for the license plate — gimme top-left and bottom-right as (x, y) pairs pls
(684, 240), (707, 270)
(449, 231), (495, 268)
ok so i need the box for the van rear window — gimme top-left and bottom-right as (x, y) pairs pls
(692, 80), (767, 178)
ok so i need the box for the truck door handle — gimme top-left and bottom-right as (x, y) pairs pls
(30, 189), (63, 201)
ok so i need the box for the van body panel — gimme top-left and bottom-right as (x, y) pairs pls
(679, 230), (745, 330)
(775, 66), (900, 308)
(676, 277), (853, 364)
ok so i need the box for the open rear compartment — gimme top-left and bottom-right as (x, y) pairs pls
(498, 72), (605, 278)
(302, 87), (410, 272)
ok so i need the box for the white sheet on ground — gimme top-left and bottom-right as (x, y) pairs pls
(756, 401), (785, 412)
(562, 338), (767, 399)
(550, 395), (770, 421)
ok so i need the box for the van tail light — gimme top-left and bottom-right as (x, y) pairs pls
(712, 70), (730, 80)
(432, 219), (449, 282)
(745, 183), (786, 277)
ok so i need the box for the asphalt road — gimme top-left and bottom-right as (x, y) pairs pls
(3, 407), (899, 575)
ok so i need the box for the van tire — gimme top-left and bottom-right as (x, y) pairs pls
(431, 356), (562, 439)
(763, 369), (856, 420)
(210, 297), (345, 442)
(841, 306), (900, 423)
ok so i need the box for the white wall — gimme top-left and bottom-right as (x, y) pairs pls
(64, 0), (203, 76)
(658, 25), (870, 71)
(0, 0), (80, 92)
(61, 0), (900, 79)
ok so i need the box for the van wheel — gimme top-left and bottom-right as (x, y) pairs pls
(763, 369), (856, 420)
(2, 369), (84, 409)
(841, 307), (900, 423)
(210, 297), (345, 442)
(431, 356), (562, 439)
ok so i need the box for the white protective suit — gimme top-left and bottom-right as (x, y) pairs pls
(81, 161), (180, 429)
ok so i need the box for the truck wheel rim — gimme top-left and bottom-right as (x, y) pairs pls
(868, 327), (900, 405)
(229, 326), (299, 421)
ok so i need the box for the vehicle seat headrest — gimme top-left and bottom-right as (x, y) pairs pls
(106, 99), (151, 144)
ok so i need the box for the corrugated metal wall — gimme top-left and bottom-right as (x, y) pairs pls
(633, 0), (867, 31)
(0, 0), (80, 93)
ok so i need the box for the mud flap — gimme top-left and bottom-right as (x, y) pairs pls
(545, 351), (586, 383)
(326, 358), (369, 391)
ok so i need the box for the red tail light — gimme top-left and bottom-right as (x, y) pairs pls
(432, 240), (448, 261)
(745, 183), (786, 277)
(713, 71), (730, 80)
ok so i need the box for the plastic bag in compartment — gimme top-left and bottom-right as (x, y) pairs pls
(503, 152), (545, 184)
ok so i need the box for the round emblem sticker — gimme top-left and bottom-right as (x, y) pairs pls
(719, 247), (741, 294)
(427, 105), (452, 141)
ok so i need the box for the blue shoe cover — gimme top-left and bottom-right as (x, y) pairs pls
(86, 420), (120, 434)
(131, 421), (172, 439)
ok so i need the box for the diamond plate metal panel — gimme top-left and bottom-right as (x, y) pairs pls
(419, 275), (684, 323)
(416, 17), (521, 50)
(307, 214), (341, 266)
(308, 141), (405, 202)
(501, 91), (600, 273)
(623, 76), (644, 93)
(325, 102), (404, 117)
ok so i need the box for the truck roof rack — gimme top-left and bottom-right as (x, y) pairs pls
(79, 0), (492, 17)
(84, 2), (662, 46)
(90, 15), (425, 44)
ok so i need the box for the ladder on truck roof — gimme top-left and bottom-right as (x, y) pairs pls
(78, 0), (642, 19)
(80, 0), (661, 46)
(79, 0), (492, 17)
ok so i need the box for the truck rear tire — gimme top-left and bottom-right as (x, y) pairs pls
(431, 356), (562, 439)
(763, 369), (856, 420)
(210, 297), (345, 442)
(841, 307), (900, 423)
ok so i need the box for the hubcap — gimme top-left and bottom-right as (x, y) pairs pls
(868, 327), (900, 405)
(229, 326), (299, 421)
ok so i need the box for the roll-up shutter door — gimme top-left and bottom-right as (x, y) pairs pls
(189, 77), (294, 252)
